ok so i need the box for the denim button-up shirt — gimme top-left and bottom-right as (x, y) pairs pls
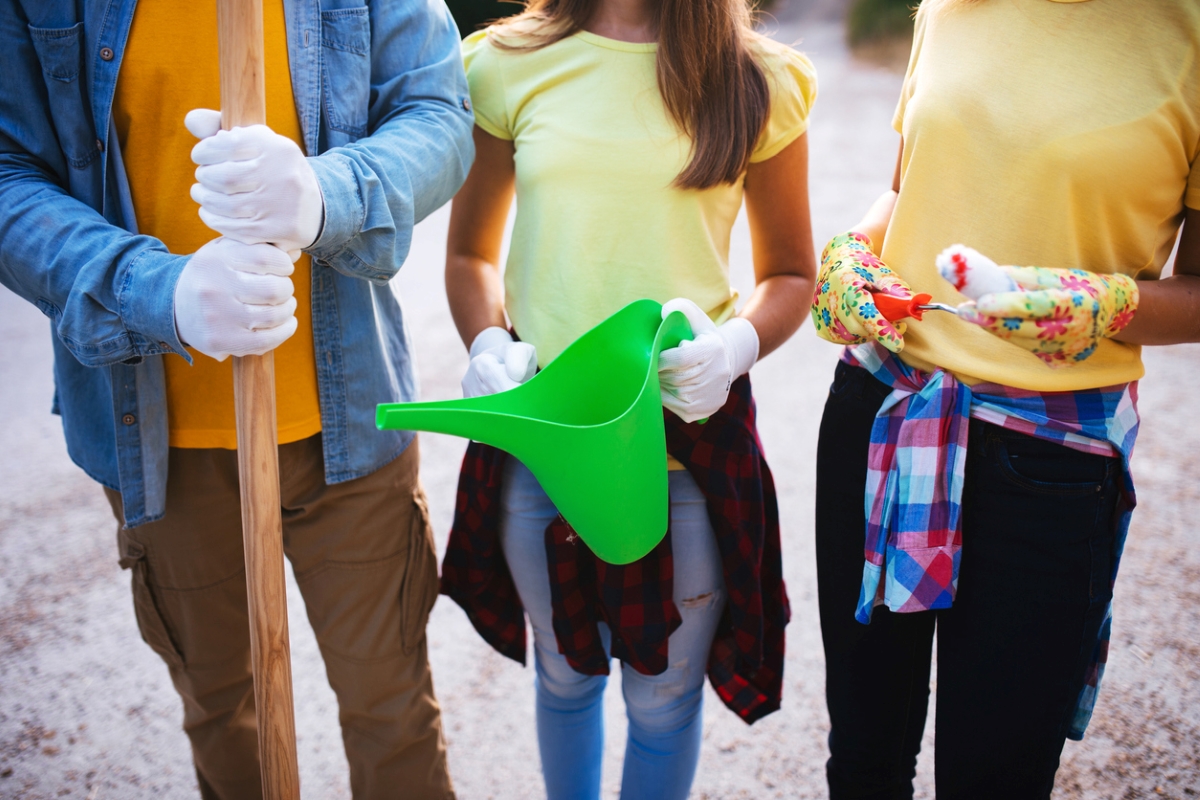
(0, 0), (474, 526)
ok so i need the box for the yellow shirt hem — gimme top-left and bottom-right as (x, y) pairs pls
(472, 114), (511, 141)
(748, 120), (809, 164)
(168, 414), (323, 450)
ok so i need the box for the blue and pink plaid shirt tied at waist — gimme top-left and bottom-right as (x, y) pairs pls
(844, 342), (1139, 740)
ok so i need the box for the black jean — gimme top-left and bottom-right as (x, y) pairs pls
(816, 360), (1123, 800)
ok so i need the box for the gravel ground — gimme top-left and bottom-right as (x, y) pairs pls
(2, 3), (1198, 798)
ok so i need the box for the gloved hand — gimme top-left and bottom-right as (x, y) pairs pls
(811, 231), (914, 353)
(658, 298), (758, 423)
(461, 327), (538, 398)
(174, 238), (299, 362)
(185, 108), (324, 256)
(955, 255), (1140, 367)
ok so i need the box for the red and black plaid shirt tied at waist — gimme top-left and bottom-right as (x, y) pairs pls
(440, 375), (790, 724)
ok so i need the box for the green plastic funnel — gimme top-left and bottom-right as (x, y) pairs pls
(375, 299), (693, 565)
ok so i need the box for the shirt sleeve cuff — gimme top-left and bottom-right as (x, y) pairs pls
(472, 114), (513, 142)
(117, 249), (190, 359)
(308, 152), (366, 260)
(1186, 184), (1200, 211)
(749, 120), (809, 164)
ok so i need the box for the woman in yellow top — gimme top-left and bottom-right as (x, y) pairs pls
(440, 0), (816, 797)
(812, 0), (1200, 797)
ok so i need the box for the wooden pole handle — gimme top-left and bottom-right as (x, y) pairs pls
(216, 1), (301, 797)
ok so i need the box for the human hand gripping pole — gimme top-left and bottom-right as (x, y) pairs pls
(173, 238), (298, 361)
(186, 107), (324, 257)
(210, 0), (301, 796)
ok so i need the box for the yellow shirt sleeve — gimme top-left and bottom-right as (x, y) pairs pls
(892, 3), (930, 135)
(463, 30), (513, 140)
(750, 44), (817, 163)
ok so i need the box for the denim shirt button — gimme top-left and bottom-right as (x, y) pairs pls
(122, 414), (136, 426)
(461, 97), (471, 111)
(95, 139), (104, 152)
(100, 46), (114, 61)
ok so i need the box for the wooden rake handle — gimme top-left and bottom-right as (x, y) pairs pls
(217, 0), (301, 797)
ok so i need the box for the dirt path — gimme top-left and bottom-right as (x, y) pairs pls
(1, 5), (1197, 799)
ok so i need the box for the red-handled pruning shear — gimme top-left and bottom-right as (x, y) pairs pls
(870, 292), (960, 322)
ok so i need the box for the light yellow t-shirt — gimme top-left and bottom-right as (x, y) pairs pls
(463, 27), (817, 367)
(114, 0), (322, 448)
(885, 0), (1200, 391)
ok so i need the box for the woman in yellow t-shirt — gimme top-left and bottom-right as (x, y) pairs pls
(812, 0), (1200, 797)
(439, 0), (816, 797)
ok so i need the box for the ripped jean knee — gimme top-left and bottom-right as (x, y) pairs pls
(622, 585), (724, 735)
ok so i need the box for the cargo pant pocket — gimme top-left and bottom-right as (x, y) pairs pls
(400, 488), (439, 655)
(293, 487), (437, 662)
(118, 529), (184, 669)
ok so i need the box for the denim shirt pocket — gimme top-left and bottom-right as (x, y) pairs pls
(321, 8), (371, 139)
(28, 23), (100, 170)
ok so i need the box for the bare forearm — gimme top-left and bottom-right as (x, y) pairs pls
(741, 135), (816, 359)
(445, 255), (507, 349)
(739, 273), (814, 358)
(1112, 274), (1200, 345)
(443, 128), (516, 350)
(849, 139), (904, 252)
(851, 190), (898, 252)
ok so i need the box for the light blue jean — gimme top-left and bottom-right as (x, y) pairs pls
(500, 459), (727, 800)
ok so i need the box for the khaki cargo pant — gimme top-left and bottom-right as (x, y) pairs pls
(104, 435), (454, 800)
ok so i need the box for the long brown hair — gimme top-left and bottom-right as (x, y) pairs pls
(490, 0), (770, 190)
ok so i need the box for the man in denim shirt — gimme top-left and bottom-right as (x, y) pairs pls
(0, 1), (473, 797)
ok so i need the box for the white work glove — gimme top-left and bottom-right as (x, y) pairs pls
(658, 298), (759, 423)
(173, 238), (299, 362)
(461, 327), (538, 398)
(185, 108), (324, 256)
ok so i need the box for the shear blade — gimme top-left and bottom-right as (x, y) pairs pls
(918, 303), (961, 316)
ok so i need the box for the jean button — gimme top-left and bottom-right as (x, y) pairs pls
(100, 47), (114, 61)
(122, 414), (136, 426)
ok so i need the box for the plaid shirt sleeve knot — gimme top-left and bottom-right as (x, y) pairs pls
(440, 376), (790, 725)
(844, 342), (1139, 740)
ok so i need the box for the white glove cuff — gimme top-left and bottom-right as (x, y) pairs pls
(469, 326), (514, 359)
(721, 317), (760, 379)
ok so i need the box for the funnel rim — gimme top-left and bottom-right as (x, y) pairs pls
(377, 303), (690, 434)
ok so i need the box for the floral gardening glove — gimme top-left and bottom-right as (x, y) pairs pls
(957, 263), (1139, 367)
(811, 231), (914, 353)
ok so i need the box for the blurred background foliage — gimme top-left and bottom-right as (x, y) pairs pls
(446, 0), (517, 39)
(441, 0), (917, 72)
(444, 0), (780, 40)
(846, 0), (918, 46)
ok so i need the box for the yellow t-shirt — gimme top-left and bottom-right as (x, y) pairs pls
(885, 0), (1200, 391)
(113, 0), (322, 448)
(463, 28), (817, 367)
